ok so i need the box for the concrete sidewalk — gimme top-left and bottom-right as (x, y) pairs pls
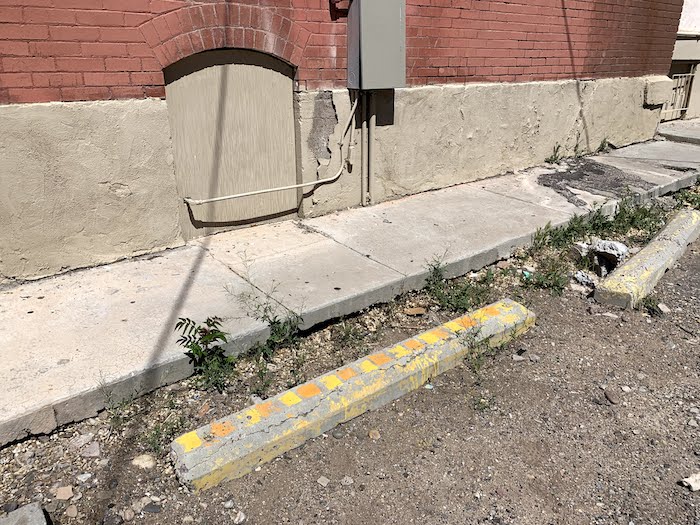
(2, 139), (700, 446)
(658, 118), (700, 145)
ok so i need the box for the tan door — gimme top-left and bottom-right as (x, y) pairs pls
(165, 50), (299, 240)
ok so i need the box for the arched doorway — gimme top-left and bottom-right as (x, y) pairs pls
(165, 49), (299, 239)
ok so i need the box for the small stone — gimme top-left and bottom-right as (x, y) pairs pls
(621, 386), (632, 393)
(570, 242), (590, 261)
(573, 270), (595, 288)
(604, 388), (620, 405)
(103, 509), (124, 525)
(404, 307), (427, 316)
(317, 476), (330, 487)
(529, 354), (541, 363)
(368, 429), (381, 440)
(56, 485), (74, 500)
(512, 354), (527, 362)
(424, 383), (434, 390)
(223, 500), (235, 509)
(120, 508), (135, 522)
(3, 502), (19, 513)
(657, 303), (671, 315)
(142, 503), (161, 513)
(80, 441), (100, 458)
(131, 454), (156, 470)
(341, 476), (354, 486)
(331, 428), (345, 439)
(569, 282), (588, 294)
(688, 419), (699, 428)
(76, 473), (92, 483)
(182, 517), (194, 523)
(65, 505), (78, 518)
(601, 312), (619, 319)
(68, 432), (94, 450)
(496, 260), (510, 269)
(233, 510), (247, 524)
(681, 472), (700, 491)
(196, 401), (211, 419)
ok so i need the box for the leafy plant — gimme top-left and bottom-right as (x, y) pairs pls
(675, 184), (700, 209)
(175, 317), (235, 393)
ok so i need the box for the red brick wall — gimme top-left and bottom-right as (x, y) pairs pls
(0, 0), (683, 104)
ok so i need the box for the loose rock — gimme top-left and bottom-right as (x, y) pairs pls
(404, 307), (427, 316)
(604, 388), (620, 405)
(142, 502), (161, 513)
(131, 454), (156, 470)
(65, 504), (78, 518)
(657, 303), (672, 315)
(223, 500), (235, 509)
(317, 476), (330, 487)
(341, 476), (354, 486)
(80, 442), (100, 458)
(574, 270), (596, 288)
(55, 485), (74, 500)
(233, 510), (247, 524)
(681, 472), (700, 491)
(368, 429), (381, 440)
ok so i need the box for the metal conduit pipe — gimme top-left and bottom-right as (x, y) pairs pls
(367, 91), (376, 205)
(184, 97), (360, 207)
(360, 92), (368, 206)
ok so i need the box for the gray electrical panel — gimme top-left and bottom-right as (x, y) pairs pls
(347, 0), (406, 90)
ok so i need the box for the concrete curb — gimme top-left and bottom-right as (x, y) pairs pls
(171, 299), (536, 490)
(657, 130), (700, 146)
(595, 209), (700, 308)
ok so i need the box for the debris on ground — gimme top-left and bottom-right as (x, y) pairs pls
(573, 270), (596, 288)
(403, 307), (427, 316)
(680, 472), (700, 491)
(316, 476), (330, 487)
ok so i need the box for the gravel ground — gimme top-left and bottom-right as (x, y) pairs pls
(1, 224), (699, 524)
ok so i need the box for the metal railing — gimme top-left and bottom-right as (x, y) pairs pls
(661, 72), (695, 122)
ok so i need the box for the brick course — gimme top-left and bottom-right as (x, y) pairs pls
(0, 0), (683, 104)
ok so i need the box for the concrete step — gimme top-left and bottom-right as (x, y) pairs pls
(1, 139), (698, 446)
(657, 119), (700, 146)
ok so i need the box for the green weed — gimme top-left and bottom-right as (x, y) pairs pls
(425, 258), (493, 312)
(522, 257), (569, 296)
(175, 317), (236, 393)
(545, 143), (563, 164)
(143, 415), (188, 455)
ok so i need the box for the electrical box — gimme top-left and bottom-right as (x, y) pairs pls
(347, 0), (406, 90)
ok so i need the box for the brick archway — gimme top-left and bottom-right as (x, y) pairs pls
(138, 3), (311, 71)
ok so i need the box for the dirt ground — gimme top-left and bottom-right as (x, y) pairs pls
(1, 237), (699, 523)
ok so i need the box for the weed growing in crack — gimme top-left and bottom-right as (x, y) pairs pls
(175, 317), (236, 394)
(545, 143), (563, 164)
(425, 257), (494, 312)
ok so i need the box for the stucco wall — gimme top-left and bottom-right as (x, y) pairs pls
(0, 75), (667, 283)
(0, 99), (183, 284)
(298, 76), (663, 217)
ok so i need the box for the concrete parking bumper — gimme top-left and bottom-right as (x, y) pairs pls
(595, 209), (700, 308)
(171, 299), (536, 490)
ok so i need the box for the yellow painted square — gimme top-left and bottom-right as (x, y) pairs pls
(419, 331), (441, 345)
(175, 431), (202, 453)
(280, 391), (302, 407)
(319, 374), (343, 390)
(443, 320), (466, 333)
(359, 360), (379, 373)
(388, 345), (411, 358)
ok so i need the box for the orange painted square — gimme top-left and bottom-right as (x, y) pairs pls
(457, 317), (477, 329)
(296, 383), (322, 398)
(255, 401), (281, 417)
(337, 367), (357, 381)
(404, 339), (423, 350)
(368, 353), (392, 366)
(210, 421), (235, 438)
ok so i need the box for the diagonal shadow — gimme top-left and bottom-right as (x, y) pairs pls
(88, 49), (231, 525)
